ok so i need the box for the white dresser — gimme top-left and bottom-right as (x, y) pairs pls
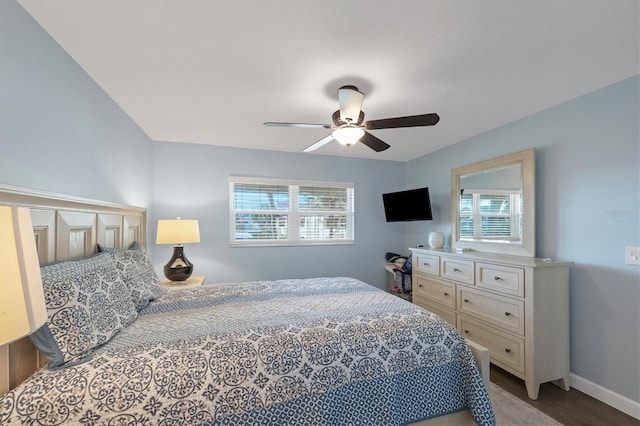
(410, 247), (571, 400)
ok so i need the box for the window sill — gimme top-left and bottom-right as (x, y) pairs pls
(230, 240), (354, 248)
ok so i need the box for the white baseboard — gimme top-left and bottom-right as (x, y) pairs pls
(570, 373), (640, 420)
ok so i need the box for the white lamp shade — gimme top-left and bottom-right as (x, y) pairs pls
(0, 206), (47, 345)
(156, 219), (200, 245)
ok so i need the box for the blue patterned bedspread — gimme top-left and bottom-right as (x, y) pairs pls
(0, 277), (495, 425)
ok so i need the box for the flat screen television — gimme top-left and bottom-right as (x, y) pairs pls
(382, 187), (433, 222)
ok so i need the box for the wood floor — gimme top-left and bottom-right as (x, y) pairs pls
(490, 365), (639, 426)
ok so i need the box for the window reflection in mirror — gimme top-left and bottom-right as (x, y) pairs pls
(459, 164), (522, 243)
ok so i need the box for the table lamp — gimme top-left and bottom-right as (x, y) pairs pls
(156, 218), (200, 281)
(0, 206), (48, 394)
(0, 206), (47, 345)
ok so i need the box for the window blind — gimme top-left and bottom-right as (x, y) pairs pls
(229, 177), (354, 246)
(459, 192), (521, 240)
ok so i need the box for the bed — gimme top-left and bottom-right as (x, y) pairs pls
(0, 185), (495, 426)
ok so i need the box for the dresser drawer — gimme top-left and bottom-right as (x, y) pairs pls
(414, 296), (456, 326)
(458, 315), (525, 374)
(458, 286), (524, 335)
(414, 275), (455, 309)
(476, 262), (524, 297)
(440, 256), (474, 285)
(414, 253), (440, 276)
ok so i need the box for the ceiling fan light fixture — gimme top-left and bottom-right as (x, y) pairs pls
(332, 127), (365, 146)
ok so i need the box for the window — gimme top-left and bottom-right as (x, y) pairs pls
(459, 191), (521, 241)
(229, 177), (354, 246)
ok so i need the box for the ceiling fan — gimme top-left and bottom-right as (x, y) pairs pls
(264, 85), (440, 153)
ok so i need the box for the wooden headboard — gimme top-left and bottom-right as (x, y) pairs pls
(0, 184), (147, 393)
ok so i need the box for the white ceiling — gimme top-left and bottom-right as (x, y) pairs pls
(17, 0), (639, 162)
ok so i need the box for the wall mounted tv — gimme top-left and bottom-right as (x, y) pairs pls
(382, 187), (433, 222)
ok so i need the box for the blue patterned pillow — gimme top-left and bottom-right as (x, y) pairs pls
(127, 240), (147, 253)
(31, 253), (138, 368)
(97, 241), (137, 253)
(112, 243), (166, 310)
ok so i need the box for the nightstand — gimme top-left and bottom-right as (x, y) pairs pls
(161, 275), (206, 288)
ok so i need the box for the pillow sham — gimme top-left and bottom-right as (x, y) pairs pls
(97, 241), (136, 253)
(97, 241), (166, 310)
(30, 253), (138, 369)
(110, 242), (166, 310)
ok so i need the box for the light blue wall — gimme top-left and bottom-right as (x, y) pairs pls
(151, 142), (406, 288)
(407, 76), (640, 402)
(0, 0), (153, 208)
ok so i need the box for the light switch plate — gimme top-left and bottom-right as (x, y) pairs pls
(625, 246), (640, 265)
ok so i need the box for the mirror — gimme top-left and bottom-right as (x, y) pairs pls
(451, 148), (535, 257)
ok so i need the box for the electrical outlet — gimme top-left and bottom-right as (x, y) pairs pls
(625, 246), (640, 265)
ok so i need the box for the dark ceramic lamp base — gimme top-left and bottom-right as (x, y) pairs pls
(163, 245), (194, 281)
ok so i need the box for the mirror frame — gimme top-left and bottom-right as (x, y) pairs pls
(451, 148), (535, 257)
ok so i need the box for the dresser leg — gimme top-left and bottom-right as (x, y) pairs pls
(525, 381), (540, 400)
(552, 376), (571, 391)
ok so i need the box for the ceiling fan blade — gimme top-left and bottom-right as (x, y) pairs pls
(360, 131), (390, 152)
(364, 113), (440, 130)
(264, 122), (331, 129)
(338, 85), (364, 124)
(303, 135), (334, 152)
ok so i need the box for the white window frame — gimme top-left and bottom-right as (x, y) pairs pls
(229, 176), (354, 247)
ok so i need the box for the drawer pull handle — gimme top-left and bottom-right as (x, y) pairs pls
(464, 299), (470, 303)
(505, 348), (512, 354)
(453, 268), (461, 272)
(423, 262), (430, 266)
(418, 284), (423, 288)
(464, 330), (470, 334)
(504, 312), (512, 317)
(443, 292), (449, 296)
(494, 276), (502, 281)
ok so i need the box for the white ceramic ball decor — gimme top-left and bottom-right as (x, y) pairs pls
(428, 231), (445, 248)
